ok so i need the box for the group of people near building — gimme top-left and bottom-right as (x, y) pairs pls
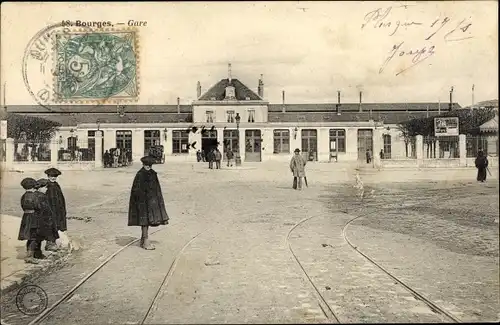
(103, 148), (132, 168)
(19, 168), (67, 264)
(196, 148), (236, 169)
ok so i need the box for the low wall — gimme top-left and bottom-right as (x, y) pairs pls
(420, 159), (460, 168)
(381, 159), (418, 168)
(5, 161), (96, 172)
(466, 157), (498, 168)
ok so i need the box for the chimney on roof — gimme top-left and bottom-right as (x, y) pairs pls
(197, 81), (201, 98)
(336, 90), (341, 115)
(258, 74), (264, 98)
(177, 97), (180, 114)
(449, 86), (454, 111)
(359, 91), (363, 112)
(228, 63), (232, 83)
(282, 90), (286, 113)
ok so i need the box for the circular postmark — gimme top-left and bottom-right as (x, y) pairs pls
(22, 23), (139, 112)
(15, 285), (48, 316)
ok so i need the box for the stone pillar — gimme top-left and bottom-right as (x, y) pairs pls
(459, 134), (466, 167)
(373, 129), (383, 168)
(289, 127), (301, 153)
(318, 128), (330, 162)
(188, 130), (200, 161)
(416, 135), (423, 167)
(0, 120), (7, 140)
(133, 129), (144, 161)
(238, 128), (245, 162)
(261, 128), (273, 162)
(346, 128), (358, 161)
(94, 132), (103, 168)
(165, 129), (173, 155)
(103, 130), (116, 152)
(50, 139), (58, 166)
(217, 128), (224, 160)
(5, 138), (14, 168)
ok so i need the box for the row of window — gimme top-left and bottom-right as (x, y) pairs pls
(83, 129), (393, 157)
(206, 109), (255, 123)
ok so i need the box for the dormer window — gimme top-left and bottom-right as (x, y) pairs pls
(225, 85), (236, 100)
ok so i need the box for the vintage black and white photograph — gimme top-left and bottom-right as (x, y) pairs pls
(0, 1), (498, 324)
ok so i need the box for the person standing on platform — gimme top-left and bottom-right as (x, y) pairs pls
(128, 156), (170, 250)
(18, 178), (42, 264)
(35, 179), (60, 254)
(475, 150), (489, 182)
(208, 149), (215, 169)
(226, 149), (234, 167)
(215, 148), (222, 169)
(290, 148), (307, 190)
(45, 168), (67, 243)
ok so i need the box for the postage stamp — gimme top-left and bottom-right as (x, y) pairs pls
(22, 25), (140, 109)
(53, 30), (139, 103)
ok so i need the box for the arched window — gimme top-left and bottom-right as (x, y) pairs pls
(383, 134), (391, 159)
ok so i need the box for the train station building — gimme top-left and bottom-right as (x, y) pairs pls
(3, 68), (474, 165)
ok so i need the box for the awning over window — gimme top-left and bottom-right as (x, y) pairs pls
(480, 114), (498, 132)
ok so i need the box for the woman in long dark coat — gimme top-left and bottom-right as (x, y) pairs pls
(45, 168), (67, 234)
(128, 156), (169, 250)
(18, 178), (42, 264)
(35, 179), (60, 255)
(475, 150), (489, 182)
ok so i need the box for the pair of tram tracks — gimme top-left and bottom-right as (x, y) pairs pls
(285, 190), (464, 324)
(28, 225), (209, 325)
(23, 183), (470, 324)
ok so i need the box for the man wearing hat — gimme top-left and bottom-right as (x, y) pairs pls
(128, 156), (169, 250)
(45, 168), (68, 237)
(290, 148), (307, 190)
(35, 178), (60, 254)
(18, 178), (42, 264)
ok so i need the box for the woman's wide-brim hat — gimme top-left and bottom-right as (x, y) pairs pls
(21, 178), (37, 190)
(140, 156), (155, 166)
(294, 148), (301, 153)
(45, 168), (62, 177)
(35, 178), (49, 189)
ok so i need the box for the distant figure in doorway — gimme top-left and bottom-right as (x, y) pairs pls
(379, 149), (384, 160)
(290, 148), (307, 190)
(196, 150), (202, 162)
(128, 156), (169, 250)
(226, 149), (234, 167)
(215, 148), (222, 169)
(475, 150), (489, 182)
(366, 149), (372, 164)
(208, 149), (215, 169)
(104, 150), (111, 168)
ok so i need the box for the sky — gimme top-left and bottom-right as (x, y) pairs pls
(1, 1), (498, 107)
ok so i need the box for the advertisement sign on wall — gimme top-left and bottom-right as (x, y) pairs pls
(434, 117), (459, 136)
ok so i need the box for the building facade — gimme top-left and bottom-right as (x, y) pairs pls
(5, 71), (465, 164)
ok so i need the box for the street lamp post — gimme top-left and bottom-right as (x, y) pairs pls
(235, 113), (241, 166)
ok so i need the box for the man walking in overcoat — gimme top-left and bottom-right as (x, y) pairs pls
(128, 156), (169, 250)
(290, 148), (307, 190)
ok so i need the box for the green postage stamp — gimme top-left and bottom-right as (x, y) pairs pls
(54, 30), (139, 103)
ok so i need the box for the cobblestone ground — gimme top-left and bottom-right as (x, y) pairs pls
(0, 163), (498, 324)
